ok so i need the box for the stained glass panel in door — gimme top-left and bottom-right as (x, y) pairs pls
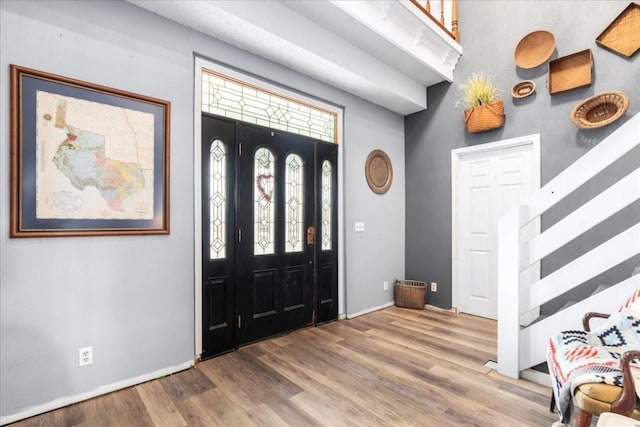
(254, 147), (276, 256)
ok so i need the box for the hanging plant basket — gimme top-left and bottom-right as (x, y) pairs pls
(464, 101), (505, 133)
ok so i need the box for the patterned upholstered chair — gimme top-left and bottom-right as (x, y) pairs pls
(547, 288), (640, 427)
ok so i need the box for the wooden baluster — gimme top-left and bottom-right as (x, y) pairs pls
(409, 0), (457, 42)
(452, 0), (459, 41)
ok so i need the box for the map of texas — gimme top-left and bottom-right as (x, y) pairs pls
(53, 126), (145, 211)
(53, 124), (145, 212)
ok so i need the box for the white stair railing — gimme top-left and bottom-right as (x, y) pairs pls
(497, 112), (640, 378)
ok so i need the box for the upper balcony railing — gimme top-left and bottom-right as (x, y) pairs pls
(410, 0), (459, 42)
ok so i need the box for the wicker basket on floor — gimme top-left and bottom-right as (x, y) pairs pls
(394, 279), (427, 309)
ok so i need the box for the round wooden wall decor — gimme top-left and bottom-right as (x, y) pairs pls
(365, 149), (393, 194)
(514, 30), (556, 69)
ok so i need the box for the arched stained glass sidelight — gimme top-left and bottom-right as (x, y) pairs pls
(285, 154), (304, 253)
(321, 160), (333, 251)
(209, 139), (227, 259)
(254, 148), (276, 256)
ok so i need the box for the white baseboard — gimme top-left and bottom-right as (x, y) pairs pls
(521, 368), (551, 387)
(433, 305), (458, 314)
(0, 359), (194, 426)
(346, 301), (395, 319)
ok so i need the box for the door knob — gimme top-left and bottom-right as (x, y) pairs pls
(306, 225), (316, 246)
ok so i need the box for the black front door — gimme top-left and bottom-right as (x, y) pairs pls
(235, 123), (316, 344)
(201, 114), (338, 358)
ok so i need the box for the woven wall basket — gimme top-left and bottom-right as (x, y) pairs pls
(571, 91), (629, 129)
(464, 101), (505, 133)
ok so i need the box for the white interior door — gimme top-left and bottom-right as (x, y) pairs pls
(452, 136), (540, 320)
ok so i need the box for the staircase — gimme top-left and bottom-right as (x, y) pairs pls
(496, 112), (640, 379)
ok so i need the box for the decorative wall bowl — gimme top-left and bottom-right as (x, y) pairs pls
(570, 91), (630, 129)
(514, 30), (556, 68)
(511, 80), (536, 98)
(365, 150), (393, 194)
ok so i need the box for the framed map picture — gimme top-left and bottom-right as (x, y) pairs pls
(10, 65), (170, 237)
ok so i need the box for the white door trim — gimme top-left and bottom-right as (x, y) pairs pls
(451, 134), (541, 319)
(193, 56), (345, 358)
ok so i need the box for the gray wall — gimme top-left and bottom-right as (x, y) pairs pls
(344, 110), (406, 315)
(406, 0), (640, 310)
(0, 0), (405, 420)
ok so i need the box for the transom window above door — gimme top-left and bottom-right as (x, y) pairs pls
(201, 69), (337, 143)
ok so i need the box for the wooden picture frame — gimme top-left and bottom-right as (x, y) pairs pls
(10, 65), (170, 237)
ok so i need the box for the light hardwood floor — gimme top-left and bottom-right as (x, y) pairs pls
(9, 306), (558, 427)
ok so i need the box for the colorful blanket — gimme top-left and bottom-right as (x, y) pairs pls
(546, 308), (640, 423)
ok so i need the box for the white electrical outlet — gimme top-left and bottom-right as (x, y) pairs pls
(383, 281), (389, 291)
(431, 282), (437, 292)
(79, 346), (93, 367)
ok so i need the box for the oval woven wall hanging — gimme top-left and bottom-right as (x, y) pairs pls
(514, 30), (556, 69)
(571, 91), (629, 129)
(365, 150), (393, 194)
(512, 80), (536, 98)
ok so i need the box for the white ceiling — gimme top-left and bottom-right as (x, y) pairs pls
(127, 0), (462, 115)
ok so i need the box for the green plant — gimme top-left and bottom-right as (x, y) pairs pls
(458, 72), (501, 109)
